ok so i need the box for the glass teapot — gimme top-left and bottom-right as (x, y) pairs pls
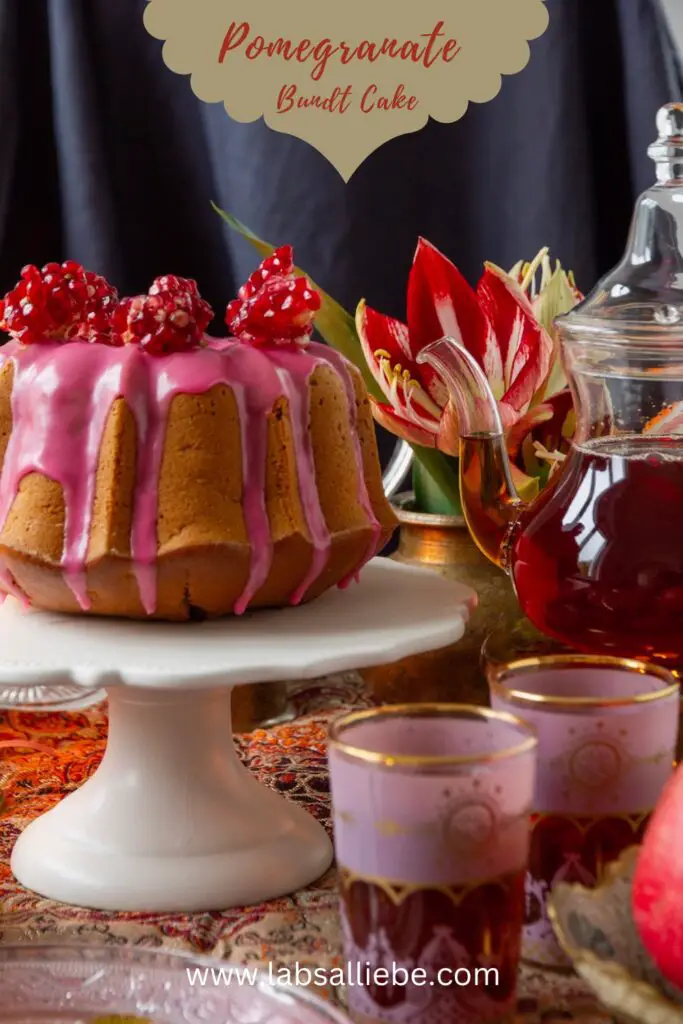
(418, 103), (683, 668)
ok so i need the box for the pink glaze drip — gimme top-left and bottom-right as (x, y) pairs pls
(270, 348), (331, 605)
(314, 345), (383, 585)
(0, 343), (138, 610)
(124, 350), (162, 614)
(225, 344), (283, 614)
(0, 336), (379, 614)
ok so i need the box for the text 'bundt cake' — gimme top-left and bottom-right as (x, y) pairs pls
(0, 250), (396, 619)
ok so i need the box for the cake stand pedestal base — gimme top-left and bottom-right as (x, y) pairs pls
(1, 560), (475, 911)
(12, 685), (331, 912)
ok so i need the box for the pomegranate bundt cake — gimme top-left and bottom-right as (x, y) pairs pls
(0, 250), (396, 619)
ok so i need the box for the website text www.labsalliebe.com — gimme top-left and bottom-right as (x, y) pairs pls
(186, 961), (500, 990)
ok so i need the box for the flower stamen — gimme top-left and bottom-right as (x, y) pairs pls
(533, 441), (566, 476)
(374, 349), (441, 424)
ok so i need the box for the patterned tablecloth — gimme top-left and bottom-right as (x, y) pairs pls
(0, 673), (616, 1022)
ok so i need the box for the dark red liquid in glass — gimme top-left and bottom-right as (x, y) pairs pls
(513, 435), (683, 666)
(341, 870), (524, 1023)
(528, 811), (649, 903)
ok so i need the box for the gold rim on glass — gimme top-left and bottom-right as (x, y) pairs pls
(328, 703), (538, 768)
(486, 654), (679, 709)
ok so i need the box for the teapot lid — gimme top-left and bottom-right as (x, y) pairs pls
(559, 103), (683, 344)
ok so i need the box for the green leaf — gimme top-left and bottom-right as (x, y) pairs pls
(211, 202), (383, 401)
(410, 446), (462, 515)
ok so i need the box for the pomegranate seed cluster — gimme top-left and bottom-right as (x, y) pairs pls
(0, 261), (118, 345)
(112, 276), (213, 354)
(0, 248), (319, 353)
(0, 262), (213, 353)
(226, 246), (321, 346)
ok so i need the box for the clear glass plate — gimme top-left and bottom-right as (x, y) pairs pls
(0, 681), (104, 710)
(0, 945), (349, 1024)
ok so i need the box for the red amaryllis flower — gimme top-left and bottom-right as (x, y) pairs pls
(356, 238), (558, 457)
(358, 239), (582, 493)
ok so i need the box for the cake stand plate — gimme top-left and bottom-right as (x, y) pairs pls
(0, 559), (475, 912)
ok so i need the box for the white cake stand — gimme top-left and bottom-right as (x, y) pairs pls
(0, 559), (475, 913)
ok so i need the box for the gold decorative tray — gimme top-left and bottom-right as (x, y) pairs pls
(549, 846), (683, 1023)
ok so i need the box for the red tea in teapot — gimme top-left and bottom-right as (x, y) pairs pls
(512, 435), (683, 667)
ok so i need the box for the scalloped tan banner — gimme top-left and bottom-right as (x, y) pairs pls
(144, 0), (549, 181)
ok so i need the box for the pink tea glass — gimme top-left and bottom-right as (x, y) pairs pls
(487, 654), (679, 968)
(328, 704), (537, 1024)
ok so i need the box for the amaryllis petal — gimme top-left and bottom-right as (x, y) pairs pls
(407, 238), (492, 403)
(509, 251), (583, 400)
(532, 265), (583, 337)
(537, 389), (574, 446)
(516, 248), (550, 297)
(508, 259), (525, 283)
(435, 400), (460, 457)
(356, 298), (445, 418)
(477, 262), (553, 416)
(533, 267), (582, 398)
(356, 300), (415, 387)
(505, 404), (556, 459)
(541, 338), (567, 401)
(369, 397), (438, 449)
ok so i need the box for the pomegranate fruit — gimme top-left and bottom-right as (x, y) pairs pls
(0, 261), (118, 344)
(112, 276), (213, 354)
(238, 245), (294, 301)
(76, 271), (120, 343)
(632, 764), (683, 989)
(226, 247), (320, 345)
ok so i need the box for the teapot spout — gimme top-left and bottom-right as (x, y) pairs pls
(417, 338), (524, 568)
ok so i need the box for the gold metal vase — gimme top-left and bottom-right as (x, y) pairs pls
(231, 682), (294, 734)
(360, 493), (520, 707)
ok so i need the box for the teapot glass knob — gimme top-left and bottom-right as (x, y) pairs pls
(648, 102), (683, 183)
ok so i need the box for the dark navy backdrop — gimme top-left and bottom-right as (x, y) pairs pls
(0, 0), (681, 463)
